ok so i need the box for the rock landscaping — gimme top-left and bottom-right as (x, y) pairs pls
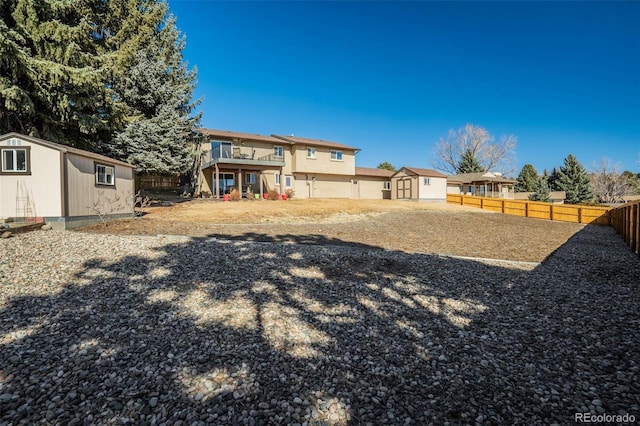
(0, 223), (638, 425)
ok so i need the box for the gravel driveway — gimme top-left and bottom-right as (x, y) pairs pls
(1, 225), (638, 425)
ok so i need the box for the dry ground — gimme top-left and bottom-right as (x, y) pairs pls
(79, 199), (587, 262)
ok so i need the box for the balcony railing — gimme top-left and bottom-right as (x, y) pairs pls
(200, 148), (285, 169)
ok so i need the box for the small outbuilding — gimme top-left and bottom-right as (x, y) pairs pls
(390, 167), (448, 201)
(0, 132), (135, 229)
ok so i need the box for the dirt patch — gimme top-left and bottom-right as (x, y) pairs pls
(78, 199), (586, 262)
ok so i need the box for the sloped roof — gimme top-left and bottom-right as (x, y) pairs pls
(197, 128), (284, 144)
(272, 134), (359, 151)
(355, 167), (394, 177)
(0, 132), (133, 168)
(394, 167), (448, 178)
(448, 172), (516, 184)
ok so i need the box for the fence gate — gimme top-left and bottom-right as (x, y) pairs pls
(397, 178), (412, 199)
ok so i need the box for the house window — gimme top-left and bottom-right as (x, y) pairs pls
(330, 150), (343, 161)
(468, 185), (474, 194)
(424, 178), (431, 185)
(383, 181), (391, 190)
(275, 173), (280, 185)
(95, 163), (115, 186)
(273, 146), (284, 158)
(1, 147), (30, 173)
(285, 175), (292, 187)
(307, 147), (316, 158)
(245, 173), (256, 184)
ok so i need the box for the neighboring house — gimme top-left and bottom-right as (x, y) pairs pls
(447, 171), (517, 198)
(390, 167), (448, 201)
(514, 191), (567, 204)
(196, 129), (359, 199)
(0, 132), (134, 229)
(354, 167), (393, 199)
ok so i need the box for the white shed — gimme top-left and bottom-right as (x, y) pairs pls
(0, 132), (135, 229)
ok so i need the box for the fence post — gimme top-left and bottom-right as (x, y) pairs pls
(501, 200), (505, 214)
(461, 196), (464, 206)
(525, 202), (529, 218)
(578, 207), (582, 224)
(550, 204), (554, 221)
(480, 198), (484, 209)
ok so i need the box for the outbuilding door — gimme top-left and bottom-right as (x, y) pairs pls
(396, 178), (412, 199)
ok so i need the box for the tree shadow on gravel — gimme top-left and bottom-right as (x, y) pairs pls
(0, 225), (638, 425)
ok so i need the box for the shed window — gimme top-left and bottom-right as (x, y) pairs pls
(1, 148), (29, 173)
(96, 163), (115, 186)
(383, 181), (391, 190)
(424, 177), (431, 185)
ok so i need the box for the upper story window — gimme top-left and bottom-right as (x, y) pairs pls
(1, 147), (30, 174)
(330, 150), (343, 161)
(273, 146), (284, 158)
(95, 163), (115, 186)
(307, 147), (316, 158)
(424, 177), (431, 185)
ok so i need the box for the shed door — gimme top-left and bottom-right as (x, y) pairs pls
(397, 178), (412, 199)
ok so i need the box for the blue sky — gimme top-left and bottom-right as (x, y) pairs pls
(168, 1), (640, 175)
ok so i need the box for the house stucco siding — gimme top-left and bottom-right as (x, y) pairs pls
(292, 146), (355, 176)
(0, 138), (63, 218)
(355, 177), (391, 199)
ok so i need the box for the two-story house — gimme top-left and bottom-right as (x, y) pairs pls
(196, 129), (364, 199)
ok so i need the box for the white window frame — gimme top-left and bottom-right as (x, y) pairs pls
(285, 175), (292, 188)
(1, 148), (29, 173)
(273, 146), (284, 158)
(383, 181), (391, 190)
(245, 173), (256, 184)
(424, 177), (431, 186)
(330, 150), (343, 161)
(275, 173), (281, 185)
(307, 147), (316, 159)
(95, 163), (115, 186)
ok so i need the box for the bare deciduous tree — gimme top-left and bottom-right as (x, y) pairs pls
(591, 158), (633, 204)
(433, 124), (517, 175)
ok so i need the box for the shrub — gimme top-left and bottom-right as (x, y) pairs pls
(285, 188), (295, 199)
(267, 189), (280, 200)
(229, 189), (241, 201)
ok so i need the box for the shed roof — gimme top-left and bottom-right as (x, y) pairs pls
(393, 167), (448, 178)
(0, 132), (134, 168)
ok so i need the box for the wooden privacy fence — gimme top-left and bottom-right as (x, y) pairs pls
(446, 194), (612, 225)
(610, 200), (640, 257)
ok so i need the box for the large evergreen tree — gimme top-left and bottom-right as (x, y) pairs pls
(552, 154), (593, 204)
(107, 13), (201, 174)
(0, 0), (200, 172)
(529, 177), (551, 202)
(515, 164), (539, 192)
(456, 149), (484, 173)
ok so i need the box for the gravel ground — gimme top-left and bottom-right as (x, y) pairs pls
(1, 225), (639, 425)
